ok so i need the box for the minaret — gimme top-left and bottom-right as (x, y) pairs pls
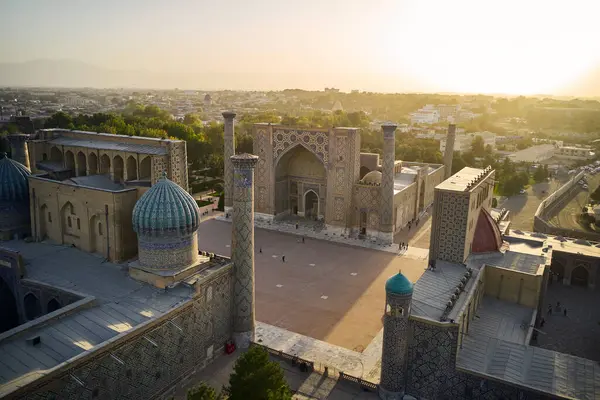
(7, 134), (30, 170)
(380, 123), (397, 245)
(231, 153), (259, 349)
(379, 272), (413, 400)
(443, 124), (456, 179)
(223, 111), (236, 215)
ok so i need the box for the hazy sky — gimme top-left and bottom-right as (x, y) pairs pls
(2, 0), (600, 94)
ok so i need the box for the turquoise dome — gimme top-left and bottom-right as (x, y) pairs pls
(0, 152), (31, 202)
(133, 174), (200, 236)
(385, 273), (413, 295)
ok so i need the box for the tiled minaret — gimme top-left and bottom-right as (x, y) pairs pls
(231, 153), (259, 349)
(379, 272), (413, 400)
(380, 123), (397, 244)
(223, 111), (236, 215)
(443, 123), (456, 179)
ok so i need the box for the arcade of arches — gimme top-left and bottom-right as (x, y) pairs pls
(45, 146), (153, 183)
(274, 145), (326, 219)
(550, 252), (597, 289)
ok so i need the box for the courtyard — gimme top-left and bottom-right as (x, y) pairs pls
(197, 219), (429, 351)
(533, 283), (600, 361)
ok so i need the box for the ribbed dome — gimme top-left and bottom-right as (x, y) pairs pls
(362, 170), (382, 184)
(385, 273), (413, 295)
(0, 152), (31, 202)
(133, 174), (200, 236)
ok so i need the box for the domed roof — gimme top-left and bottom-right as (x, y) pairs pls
(385, 273), (413, 295)
(471, 208), (503, 253)
(362, 170), (382, 184)
(133, 174), (200, 236)
(0, 152), (31, 202)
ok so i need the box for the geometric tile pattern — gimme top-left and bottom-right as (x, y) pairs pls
(430, 191), (470, 263)
(14, 271), (233, 400)
(273, 129), (329, 165)
(380, 292), (412, 393)
(380, 125), (396, 235)
(253, 128), (273, 215)
(404, 319), (535, 400)
(231, 154), (258, 347)
(223, 113), (236, 209)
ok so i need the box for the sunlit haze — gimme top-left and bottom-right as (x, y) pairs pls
(2, 0), (600, 94)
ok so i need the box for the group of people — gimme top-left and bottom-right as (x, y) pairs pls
(399, 242), (409, 251)
(546, 301), (568, 317)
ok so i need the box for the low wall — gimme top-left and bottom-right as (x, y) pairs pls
(532, 171), (600, 241)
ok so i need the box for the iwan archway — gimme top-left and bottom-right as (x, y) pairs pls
(274, 144), (326, 220)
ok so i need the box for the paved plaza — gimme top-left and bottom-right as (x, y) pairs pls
(534, 283), (600, 361)
(197, 219), (429, 351)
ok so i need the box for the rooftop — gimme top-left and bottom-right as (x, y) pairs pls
(436, 167), (488, 192)
(457, 297), (600, 400)
(47, 136), (169, 156)
(65, 174), (126, 191)
(39, 128), (182, 144)
(0, 240), (230, 397)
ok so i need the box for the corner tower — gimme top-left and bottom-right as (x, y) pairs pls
(379, 272), (413, 399)
(223, 111), (236, 215)
(6, 134), (30, 170)
(380, 123), (397, 244)
(443, 124), (456, 179)
(231, 153), (259, 349)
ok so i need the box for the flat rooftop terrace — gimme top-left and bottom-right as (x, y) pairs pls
(0, 241), (230, 397)
(436, 166), (487, 192)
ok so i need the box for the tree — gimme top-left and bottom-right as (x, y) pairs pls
(45, 111), (73, 129)
(187, 382), (217, 400)
(217, 193), (224, 211)
(492, 198), (498, 208)
(471, 136), (486, 157)
(227, 346), (292, 400)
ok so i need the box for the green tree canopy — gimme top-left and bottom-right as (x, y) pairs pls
(227, 346), (292, 400)
(187, 382), (217, 400)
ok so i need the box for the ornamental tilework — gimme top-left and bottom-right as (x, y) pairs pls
(15, 272), (233, 400)
(223, 120), (235, 209)
(333, 197), (345, 221)
(380, 138), (395, 234)
(405, 320), (543, 400)
(335, 168), (345, 193)
(273, 129), (329, 165)
(231, 156), (257, 343)
(380, 293), (412, 393)
(431, 191), (470, 263)
(335, 136), (348, 164)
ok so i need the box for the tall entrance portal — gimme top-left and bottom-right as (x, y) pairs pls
(274, 145), (325, 220)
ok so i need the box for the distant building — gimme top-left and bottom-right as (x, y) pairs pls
(410, 104), (440, 124)
(437, 104), (461, 121)
(204, 93), (212, 108)
(440, 131), (496, 153)
(508, 144), (556, 163)
(555, 146), (595, 161)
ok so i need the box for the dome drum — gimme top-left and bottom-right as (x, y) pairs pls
(137, 231), (200, 270)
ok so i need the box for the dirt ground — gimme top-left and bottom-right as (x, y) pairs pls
(547, 174), (600, 232)
(197, 219), (429, 351)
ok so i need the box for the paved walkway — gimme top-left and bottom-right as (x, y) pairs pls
(256, 322), (382, 382)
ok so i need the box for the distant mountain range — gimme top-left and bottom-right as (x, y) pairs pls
(1, 59), (600, 97)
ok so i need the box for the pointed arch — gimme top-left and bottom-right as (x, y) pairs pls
(47, 298), (61, 313)
(100, 154), (111, 175)
(24, 293), (41, 320)
(126, 155), (138, 181)
(113, 155), (124, 182)
(88, 152), (98, 175)
(139, 156), (151, 180)
(50, 146), (63, 163)
(65, 150), (75, 171)
(76, 151), (87, 176)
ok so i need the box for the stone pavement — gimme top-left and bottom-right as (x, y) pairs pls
(217, 214), (407, 254)
(534, 283), (600, 361)
(256, 322), (382, 382)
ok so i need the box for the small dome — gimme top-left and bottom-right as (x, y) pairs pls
(362, 170), (382, 184)
(133, 174), (200, 236)
(385, 273), (413, 295)
(0, 152), (31, 202)
(471, 208), (503, 253)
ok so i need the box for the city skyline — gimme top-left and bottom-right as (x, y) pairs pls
(1, 0), (600, 96)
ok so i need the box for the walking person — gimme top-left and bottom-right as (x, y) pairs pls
(564, 308), (567, 317)
(540, 317), (545, 328)
(302, 237), (305, 244)
(259, 247), (262, 254)
(547, 304), (552, 314)
(282, 255), (286, 263)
